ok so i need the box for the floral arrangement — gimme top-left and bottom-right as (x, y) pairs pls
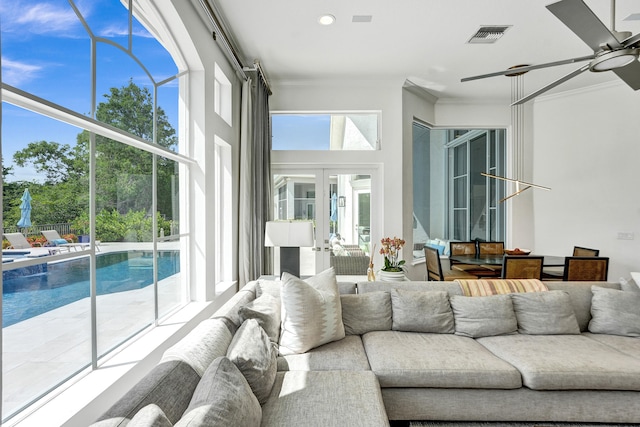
(379, 236), (406, 272)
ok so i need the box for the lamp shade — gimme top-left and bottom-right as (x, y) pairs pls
(264, 221), (314, 247)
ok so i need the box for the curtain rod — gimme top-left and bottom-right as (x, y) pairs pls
(244, 60), (272, 95)
(198, 0), (246, 80)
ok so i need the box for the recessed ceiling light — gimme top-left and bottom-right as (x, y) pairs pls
(318, 14), (336, 25)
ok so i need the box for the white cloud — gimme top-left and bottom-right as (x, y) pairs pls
(3, 1), (80, 35)
(1, 57), (43, 86)
(100, 24), (153, 39)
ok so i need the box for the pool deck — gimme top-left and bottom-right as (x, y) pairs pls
(2, 242), (181, 421)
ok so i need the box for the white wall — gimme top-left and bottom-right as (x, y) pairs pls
(532, 82), (640, 280)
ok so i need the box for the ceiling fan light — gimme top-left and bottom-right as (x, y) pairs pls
(590, 49), (639, 72)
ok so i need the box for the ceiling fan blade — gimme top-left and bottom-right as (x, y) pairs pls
(547, 0), (622, 51)
(461, 55), (595, 82)
(512, 63), (590, 105)
(622, 32), (640, 48)
(613, 60), (640, 90)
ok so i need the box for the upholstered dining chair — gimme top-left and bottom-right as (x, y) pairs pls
(425, 246), (478, 281)
(562, 256), (609, 281)
(501, 256), (544, 280)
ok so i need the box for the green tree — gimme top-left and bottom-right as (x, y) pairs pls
(13, 141), (85, 184)
(76, 80), (177, 217)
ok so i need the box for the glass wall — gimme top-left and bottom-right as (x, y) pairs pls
(1, 0), (189, 421)
(412, 123), (505, 261)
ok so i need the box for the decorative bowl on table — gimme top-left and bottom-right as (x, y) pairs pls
(504, 248), (531, 255)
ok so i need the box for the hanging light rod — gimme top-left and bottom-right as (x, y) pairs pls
(482, 172), (551, 203)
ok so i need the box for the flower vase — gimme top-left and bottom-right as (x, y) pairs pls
(378, 270), (405, 282)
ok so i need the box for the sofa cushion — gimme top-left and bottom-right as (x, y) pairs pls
(583, 332), (640, 360)
(341, 291), (392, 335)
(589, 286), (640, 337)
(211, 283), (258, 334)
(511, 291), (580, 335)
(390, 289), (454, 333)
(160, 318), (233, 377)
(450, 294), (517, 338)
(127, 404), (173, 427)
(261, 371), (389, 427)
(96, 360), (200, 425)
(277, 335), (370, 371)
(238, 293), (281, 343)
(227, 319), (277, 405)
(362, 331), (521, 389)
(279, 268), (345, 355)
(357, 281), (463, 296)
(176, 357), (261, 427)
(477, 334), (640, 390)
(457, 279), (548, 296)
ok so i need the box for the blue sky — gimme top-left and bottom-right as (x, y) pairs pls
(1, 0), (179, 182)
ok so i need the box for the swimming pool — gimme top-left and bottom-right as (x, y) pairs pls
(2, 251), (180, 327)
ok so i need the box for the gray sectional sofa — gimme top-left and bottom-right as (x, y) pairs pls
(92, 271), (640, 426)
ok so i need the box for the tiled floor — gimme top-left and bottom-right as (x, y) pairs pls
(2, 243), (182, 420)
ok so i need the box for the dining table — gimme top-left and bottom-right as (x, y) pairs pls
(449, 254), (565, 267)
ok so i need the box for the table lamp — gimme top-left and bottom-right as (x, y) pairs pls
(264, 221), (314, 278)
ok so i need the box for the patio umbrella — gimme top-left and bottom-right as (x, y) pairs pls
(17, 188), (32, 228)
(330, 193), (337, 222)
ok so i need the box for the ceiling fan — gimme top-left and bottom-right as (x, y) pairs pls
(462, 0), (640, 104)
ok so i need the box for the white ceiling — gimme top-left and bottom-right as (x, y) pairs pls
(213, 0), (640, 102)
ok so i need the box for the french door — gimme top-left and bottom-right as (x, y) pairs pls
(271, 166), (379, 276)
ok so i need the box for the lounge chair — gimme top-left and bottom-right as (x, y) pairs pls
(41, 230), (97, 252)
(3, 232), (41, 249)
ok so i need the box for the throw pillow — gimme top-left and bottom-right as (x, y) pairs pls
(238, 294), (281, 343)
(340, 291), (392, 335)
(390, 289), (455, 333)
(176, 357), (261, 427)
(619, 277), (640, 293)
(511, 291), (580, 335)
(256, 280), (280, 299)
(128, 404), (173, 427)
(450, 294), (517, 338)
(279, 268), (345, 355)
(226, 319), (277, 405)
(588, 286), (640, 337)
(53, 238), (69, 246)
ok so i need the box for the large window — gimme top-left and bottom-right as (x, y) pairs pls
(412, 123), (505, 261)
(271, 112), (380, 150)
(1, 1), (191, 421)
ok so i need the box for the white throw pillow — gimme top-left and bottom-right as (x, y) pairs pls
(278, 268), (345, 355)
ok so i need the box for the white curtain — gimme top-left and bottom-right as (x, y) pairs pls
(239, 75), (272, 286)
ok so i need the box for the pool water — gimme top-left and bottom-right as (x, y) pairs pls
(2, 251), (180, 327)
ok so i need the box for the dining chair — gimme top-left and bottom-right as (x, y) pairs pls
(501, 256), (544, 280)
(425, 246), (478, 281)
(562, 256), (609, 281)
(478, 241), (505, 275)
(543, 246), (601, 280)
(572, 246), (600, 257)
(449, 241), (478, 272)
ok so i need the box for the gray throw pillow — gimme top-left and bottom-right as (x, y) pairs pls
(340, 291), (392, 335)
(238, 294), (281, 343)
(589, 286), (640, 337)
(176, 357), (261, 427)
(226, 319), (277, 404)
(511, 291), (580, 335)
(128, 404), (173, 427)
(450, 294), (517, 338)
(619, 277), (640, 293)
(256, 280), (280, 299)
(390, 289), (455, 333)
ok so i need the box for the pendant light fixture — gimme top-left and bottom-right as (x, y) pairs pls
(483, 65), (551, 203)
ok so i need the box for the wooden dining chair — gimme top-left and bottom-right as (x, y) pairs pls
(425, 246), (478, 281)
(562, 256), (609, 281)
(478, 241), (505, 276)
(572, 246), (600, 257)
(449, 241), (479, 272)
(501, 256), (544, 280)
(543, 246), (601, 280)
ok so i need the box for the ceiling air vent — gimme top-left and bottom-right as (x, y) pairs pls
(467, 26), (511, 44)
(352, 15), (373, 23)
